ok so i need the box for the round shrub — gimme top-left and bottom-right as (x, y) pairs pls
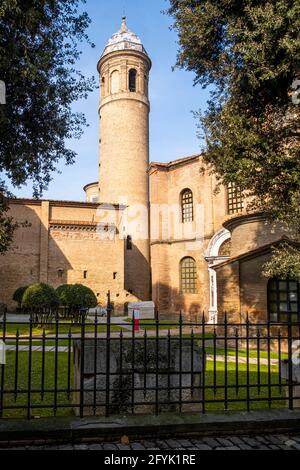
(22, 283), (60, 310)
(55, 284), (71, 306)
(13, 286), (29, 307)
(58, 284), (97, 309)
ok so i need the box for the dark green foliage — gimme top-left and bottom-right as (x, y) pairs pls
(56, 283), (97, 309)
(263, 242), (300, 280)
(22, 283), (60, 309)
(55, 284), (71, 306)
(12, 285), (29, 307)
(0, 191), (17, 254)
(0, 1), (96, 253)
(167, 0), (300, 273)
(0, 0), (96, 196)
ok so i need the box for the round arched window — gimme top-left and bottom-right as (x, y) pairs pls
(181, 189), (193, 223)
(180, 257), (197, 294)
(111, 70), (120, 94)
(129, 69), (137, 92)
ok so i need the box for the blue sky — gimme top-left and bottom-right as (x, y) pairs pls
(7, 0), (210, 201)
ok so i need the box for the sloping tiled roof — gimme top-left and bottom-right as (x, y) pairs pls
(149, 154), (201, 171)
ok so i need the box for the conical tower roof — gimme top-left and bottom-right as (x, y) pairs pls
(101, 17), (149, 58)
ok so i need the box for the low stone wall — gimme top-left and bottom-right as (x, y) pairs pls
(73, 338), (205, 416)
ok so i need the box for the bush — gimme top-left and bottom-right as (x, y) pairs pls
(55, 284), (71, 306)
(56, 284), (97, 322)
(22, 283), (60, 310)
(57, 284), (97, 309)
(13, 286), (29, 307)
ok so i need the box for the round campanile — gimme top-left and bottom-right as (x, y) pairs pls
(97, 18), (151, 300)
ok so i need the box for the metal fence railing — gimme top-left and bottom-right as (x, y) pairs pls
(0, 310), (299, 419)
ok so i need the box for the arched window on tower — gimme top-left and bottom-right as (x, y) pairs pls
(129, 69), (137, 92)
(111, 70), (120, 94)
(100, 76), (106, 98)
(180, 257), (197, 294)
(181, 189), (194, 223)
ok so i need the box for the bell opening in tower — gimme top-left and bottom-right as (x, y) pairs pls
(129, 69), (137, 92)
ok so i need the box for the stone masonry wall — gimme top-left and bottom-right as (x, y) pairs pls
(0, 200), (138, 313)
(149, 157), (229, 318)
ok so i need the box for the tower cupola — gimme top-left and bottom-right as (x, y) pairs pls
(101, 17), (149, 58)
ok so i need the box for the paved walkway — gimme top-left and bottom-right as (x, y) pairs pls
(1, 434), (300, 450)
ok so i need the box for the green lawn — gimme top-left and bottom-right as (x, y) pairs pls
(0, 350), (287, 419)
(205, 346), (288, 361)
(2, 351), (72, 419)
(0, 322), (124, 338)
(204, 360), (285, 412)
(124, 318), (214, 339)
(125, 318), (181, 328)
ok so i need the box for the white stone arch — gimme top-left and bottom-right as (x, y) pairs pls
(206, 228), (231, 258)
(205, 228), (231, 324)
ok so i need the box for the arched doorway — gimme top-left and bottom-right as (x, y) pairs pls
(205, 228), (231, 323)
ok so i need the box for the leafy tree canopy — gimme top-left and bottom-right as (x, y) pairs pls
(263, 243), (300, 280)
(168, 0), (300, 275)
(56, 283), (97, 309)
(0, 192), (16, 253)
(0, 0), (96, 253)
(22, 283), (60, 309)
(12, 285), (29, 306)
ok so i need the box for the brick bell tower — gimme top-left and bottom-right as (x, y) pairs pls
(97, 18), (152, 301)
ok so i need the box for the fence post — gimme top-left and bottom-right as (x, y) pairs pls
(53, 310), (59, 416)
(27, 311), (33, 419)
(0, 311), (7, 418)
(155, 313), (160, 415)
(179, 312), (183, 413)
(246, 312), (250, 412)
(287, 314), (294, 410)
(79, 307), (86, 418)
(105, 290), (111, 417)
(224, 312), (228, 411)
(201, 311), (206, 414)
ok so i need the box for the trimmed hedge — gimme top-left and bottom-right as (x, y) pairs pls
(22, 283), (60, 310)
(12, 286), (29, 307)
(55, 284), (70, 306)
(56, 284), (97, 309)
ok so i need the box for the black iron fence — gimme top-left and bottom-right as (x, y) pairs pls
(0, 311), (299, 420)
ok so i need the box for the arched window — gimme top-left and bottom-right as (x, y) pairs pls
(111, 70), (120, 94)
(219, 239), (231, 257)
(129, 69), (137, 92)
(180, 257), (197, 294)
(100, 76), (106, 98)
(181, 189), (193, 223)
(268, 278), (300, 323)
